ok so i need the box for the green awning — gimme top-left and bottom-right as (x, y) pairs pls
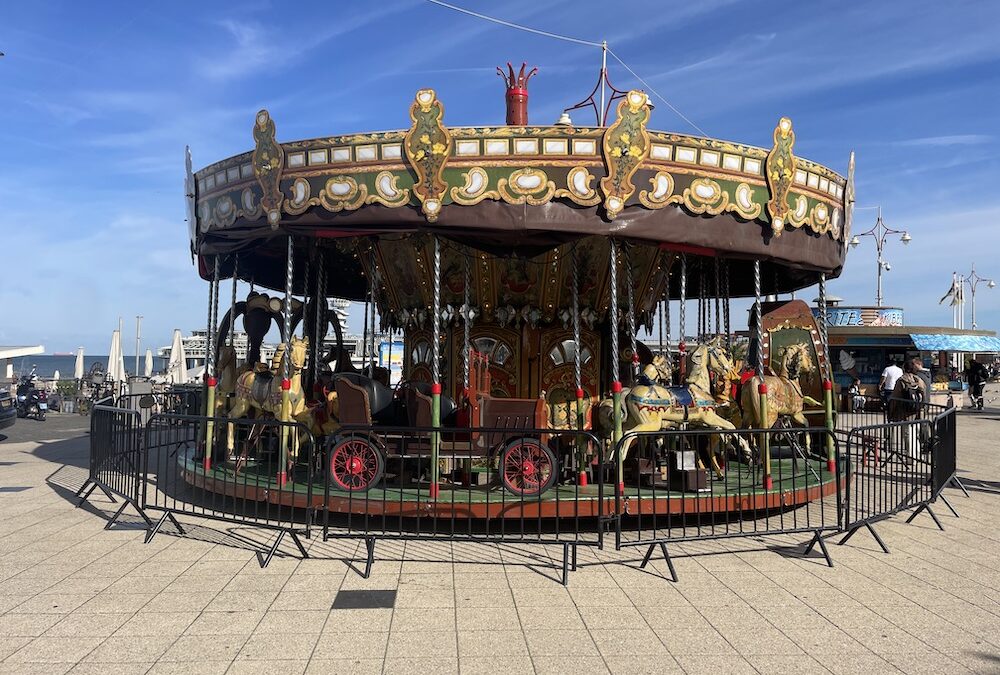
(909, 333), (1000, 352)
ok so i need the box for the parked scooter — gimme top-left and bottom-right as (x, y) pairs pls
(15, 369), (47, 421)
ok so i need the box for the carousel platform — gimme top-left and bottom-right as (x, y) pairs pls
(175, 446), (842, 520)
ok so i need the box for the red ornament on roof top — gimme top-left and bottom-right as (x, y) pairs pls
(497, 62), (537, 126)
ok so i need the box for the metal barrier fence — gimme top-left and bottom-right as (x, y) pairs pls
(76, 404), (152, 530)
(838, 403), (959, 551)
(614, 426), (842, 578)
(77, 403), (962, 583)
(116, 389), (202, 424)
(321, 424), (605, 584)
(141, 412), (315, 566)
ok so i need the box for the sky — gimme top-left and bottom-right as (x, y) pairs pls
(1, 0), (999, 353)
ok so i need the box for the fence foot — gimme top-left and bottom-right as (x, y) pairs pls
(939, 493), (960, 518)
(104, 502), (129, 530)
(905, 504), (945, 531)
(804, 532), (834, 567)
(75, 482), (97, 508)
(948, 475), (971, 498)
(290, 531), (309, 559)
(362, 537), (376, 579)
(145, 512), (170, 544)
(166, 512), (186, 535)
(99, 486), (117, 503)
(561, 544), (570, 587)
(260, 530), (285, 568)
(838, 523), (889, 554)
(640, 543), (678, 582)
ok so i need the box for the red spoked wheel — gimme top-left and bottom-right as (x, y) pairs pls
(500, 438), (558, 497)
(329, 437), (385, 492)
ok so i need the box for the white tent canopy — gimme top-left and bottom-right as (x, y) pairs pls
(144, 349), (154, 378)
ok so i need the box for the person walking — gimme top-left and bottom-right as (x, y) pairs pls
(965, 359), (988, 410)
(849, 377), (866, 412)
(879, 359), (903, 410)
(887, 358), (927, 465)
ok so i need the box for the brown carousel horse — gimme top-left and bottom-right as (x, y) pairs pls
(739, 342), (823, 450)
(213, 345), (239, 416)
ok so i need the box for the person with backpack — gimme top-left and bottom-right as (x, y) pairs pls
(888, 358), (927, 464)
(965, 359), (988, 410)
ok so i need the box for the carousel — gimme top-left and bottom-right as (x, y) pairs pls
(184, 65), (853, 520)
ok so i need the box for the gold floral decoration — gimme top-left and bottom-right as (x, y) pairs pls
(404, 89), (452, 222)
(600, 90), (651, 220)
(765, 116), (796, 237)
(251, 109), (285, 230)
(554, 167), (601, 206)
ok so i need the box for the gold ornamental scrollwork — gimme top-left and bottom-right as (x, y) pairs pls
(555, 166), (601, 206)
(285, 178), (316, 215)
(638, 171), (681, 209)
(319, 176), (367, 212)
(404, 89), (452, 222)
(728, 182), (762, 220)
(214, 195), (237, 228)
(450, 167), (500, 205)
(788, 194), (810, 228)
(251, 109), (285, 230)
(765, 116), (796, 237)
(240, 187), (261, 220)
(497, 167), (556, 205)
(682, 178), (729, 215)
(600, 90), (652, 220)
(367, 171), (411, 207)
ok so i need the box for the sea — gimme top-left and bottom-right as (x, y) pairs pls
(9, 355), (169, 379)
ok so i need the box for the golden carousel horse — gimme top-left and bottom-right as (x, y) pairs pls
(601, 339), (753, 479)
(739, 342), (823, 450)
(225, 336), (310, 463)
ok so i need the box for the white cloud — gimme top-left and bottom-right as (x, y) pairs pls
(894, 134), (993, 147)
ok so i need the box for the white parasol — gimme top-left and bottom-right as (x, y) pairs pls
(144, 349), (154, 378)
(107, 329), (127, 383)
(53, 370), (60, 382)
(74, 347), (84, 380)
(166, 329), (188, 384)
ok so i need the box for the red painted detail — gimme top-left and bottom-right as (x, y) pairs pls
(823, 379), (833, 391)
(578, 471), (588, 487)
(206, 376), (217, 387)
(462, 387), (470, 399)
(431, 383), (442, 395)
(611, 381), (623, 394)
(827, 459), (836, 473)
(429, 483), (440, 499)
(281, 378), (291, 391)
(276, 471), (288, 486)
(501, 441), (554, 496)
(617, 482), (625, 494)
(740, 370), (755, 385)
(203, 457), (211, 471)
(758, 382), (768, 395)
(658, 242), (717, 257)
(507, 87), (528, 97)
(576, 388), (585, 400)
(678, 342), (686, 353)
(764, 475), (773, 490)
(631, 353), (640, 364)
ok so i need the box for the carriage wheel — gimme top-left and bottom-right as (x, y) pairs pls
(329, 437), (385, 492)
(500, 439), (557, 497)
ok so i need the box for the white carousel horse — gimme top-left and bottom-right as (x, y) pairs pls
(600, 339), (753, 479)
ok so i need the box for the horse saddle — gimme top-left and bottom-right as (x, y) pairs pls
(250, 370), (275, 404)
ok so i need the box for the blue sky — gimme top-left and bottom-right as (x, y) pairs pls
(1, 0), (999, 353)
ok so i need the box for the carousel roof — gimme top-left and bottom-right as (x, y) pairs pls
(189, 89), (854, 299)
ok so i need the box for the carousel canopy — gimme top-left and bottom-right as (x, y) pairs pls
(190, 89), (853, 301)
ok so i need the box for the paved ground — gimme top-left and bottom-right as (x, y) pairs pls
(0, 391), (998, 674)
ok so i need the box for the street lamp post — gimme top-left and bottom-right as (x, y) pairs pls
(964, 264), (995, 330)
(848, 206), (911, 307)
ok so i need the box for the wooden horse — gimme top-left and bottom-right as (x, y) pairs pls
(213, 345), (239, 417)
(739, 342), (823, 451)
(225, 337), (310, 466)
(603, 340), (753, 479)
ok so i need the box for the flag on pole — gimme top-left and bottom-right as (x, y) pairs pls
(939, 274), (959, 305)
